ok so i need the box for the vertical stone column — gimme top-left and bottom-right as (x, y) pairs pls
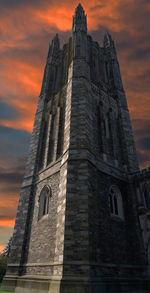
(109, 110), (117, 159)
(98, 103), (105, 155)
(53, 65), (73, 280)
(59, 55), (91, 281)
(43, 113), (52, 168)
(53, 161), (68, 273)
(117, 92), (139, 172)
(56, 105), (65, 159)
(53, 107), (60, 162)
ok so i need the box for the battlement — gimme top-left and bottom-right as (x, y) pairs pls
(134, 167), (150, 180)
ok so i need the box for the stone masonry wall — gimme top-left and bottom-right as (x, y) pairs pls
(133, 168), (150, 263)
(26, 172), (60, 265)
(5, 95), (45, 276)
(88, 163), (145, 268)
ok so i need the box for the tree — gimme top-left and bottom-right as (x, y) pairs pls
(0, 253), (7, 283)
(0, 236), (13, 283)
(3, 236), (13, 257)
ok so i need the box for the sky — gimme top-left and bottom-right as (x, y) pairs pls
(0, 0), (150, 252)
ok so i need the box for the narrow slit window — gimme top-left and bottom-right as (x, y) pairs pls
(39, 119), (48, 170)
(47, 112), (56, 164)
(56, 105), (65, 159)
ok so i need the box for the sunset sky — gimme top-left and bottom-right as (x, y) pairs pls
(0, 0), (150, 252)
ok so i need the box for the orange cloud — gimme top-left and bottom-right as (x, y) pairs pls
(36, 7), (73, 31)
(0, 58), (41, 97)
(35, 0), (125, 32)
(0, 58), (42, 132)
(0, 245), (5, 253)
(0, 219), (15, 228)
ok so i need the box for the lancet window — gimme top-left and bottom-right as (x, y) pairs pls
(108, 185), (124, 219)
(38, 117), (48, 170)
(47, 111), (56, 164)
(56, 105), (65, 159)
(38, 185), (51, 220)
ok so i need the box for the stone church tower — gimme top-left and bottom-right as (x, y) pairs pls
(2, 4), (150, 293)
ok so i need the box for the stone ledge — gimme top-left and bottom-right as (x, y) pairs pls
(2, 275), (150, 293)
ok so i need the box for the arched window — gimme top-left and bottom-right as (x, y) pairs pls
(38, 185), (51, 220)
(108, 185), (124, 219)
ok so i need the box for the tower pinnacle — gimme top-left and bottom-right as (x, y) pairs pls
(72, 3), (87, 32)
(103, 31), (114, 48)
(51, 33), (60, 50)
(76, 3), (84, 13)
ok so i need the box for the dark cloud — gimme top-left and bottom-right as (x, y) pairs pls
(0, 168), (24, 184)
(125, 73), (150, 94)
(138, 137), (150, 152)
(0, 158), (26, 188)
(0, 100), (19, 120)
(0, 184), (22, 195)
(0, 215), (15, 220)
(132, 120), (150, 136)
(0, 126), (31, 159)
(0, 0), (49, 9)
(0, 159), (26, 222)
(131, 119), (150, 168)
(128, 48), (150, 61)
(137, 151), (150, 168)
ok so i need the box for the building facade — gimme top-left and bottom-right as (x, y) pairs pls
(2, 4), (150, 293)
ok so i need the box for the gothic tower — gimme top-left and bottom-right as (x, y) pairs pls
(2, 4), (150, 293)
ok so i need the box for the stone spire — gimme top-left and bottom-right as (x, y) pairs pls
(76, 3), (84, 12)
(72, 3), (87, 32)
(51, 33), (60, 50)
(103, 31), (114, 48)
(40, 34), (60, 96)
(48, 33), (60, 60)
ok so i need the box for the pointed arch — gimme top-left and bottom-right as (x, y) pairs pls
(108, 185), (124, 219)
(38, 185), (51, 220)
